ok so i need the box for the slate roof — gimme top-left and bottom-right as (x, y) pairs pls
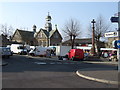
(13, 29), (34, 41)
(38, 28), (61, 38)
(49, 30), (56, 37)
(62, 38), (92, 45)
(42, 29), (49, 37)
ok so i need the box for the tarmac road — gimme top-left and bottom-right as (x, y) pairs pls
(2, 54), (118, 88)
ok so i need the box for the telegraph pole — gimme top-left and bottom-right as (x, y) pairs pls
(110, 2), (120, 72)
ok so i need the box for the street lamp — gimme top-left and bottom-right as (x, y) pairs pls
(91, 19), (96, 56)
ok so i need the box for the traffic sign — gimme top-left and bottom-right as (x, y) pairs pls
(104, 32), (118, 37)
(110, 17), (119, 23)
(117, 40), (120, 48)
(114, 40), (118, 49)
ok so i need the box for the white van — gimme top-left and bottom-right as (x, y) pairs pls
(29, 46), (52, 56)
(11, 44), (27, 55)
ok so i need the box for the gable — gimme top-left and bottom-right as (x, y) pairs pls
(36, 30), (47, 39)
(12, 30), (22, 41)
(50, 30), (62, 39)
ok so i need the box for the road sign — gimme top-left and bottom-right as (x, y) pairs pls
(117, 40), (120, 48)
(110, 17), (119, 23)
(114, 40), (118, 49)
(104, 32), (118, 37)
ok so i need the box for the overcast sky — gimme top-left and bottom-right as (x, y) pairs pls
(0, 2), (118, 39)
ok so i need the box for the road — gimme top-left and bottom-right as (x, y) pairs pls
(2, 55), (118, 88)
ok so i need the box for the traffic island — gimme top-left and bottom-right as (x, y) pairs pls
(76, 68), (118, 85)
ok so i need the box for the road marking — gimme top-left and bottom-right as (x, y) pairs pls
(56, 62), (62, 64)
(50, 62), (56, 64)
(34, 62), (77, 65)
(34, 62), (46, 65)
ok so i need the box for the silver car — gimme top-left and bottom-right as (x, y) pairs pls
(0, 47), (12, 58)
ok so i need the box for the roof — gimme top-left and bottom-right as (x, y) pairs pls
(62, 38), (92, 45)
(42, 29), (49, 37)
(13, 29), (34, 41)
(38, 28), (62, 39)
(49, 30), (56, 37)
(18, 29), (34, 36)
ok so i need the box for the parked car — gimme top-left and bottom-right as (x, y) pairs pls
(0, 47), (12, 58)
(67, 49), (84, 61)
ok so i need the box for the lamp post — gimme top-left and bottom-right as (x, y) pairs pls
(91, 19), (96, 56)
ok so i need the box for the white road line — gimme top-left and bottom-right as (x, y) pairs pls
(56, 62), (62, 64)
(34, 62), (77, 65)
(34, 62), (46, 65)
(50, 62), (56, 64)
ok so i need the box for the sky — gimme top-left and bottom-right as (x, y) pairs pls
(0, 2), (118, 39)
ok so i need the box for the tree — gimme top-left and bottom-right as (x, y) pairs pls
(0, 24), (14, 39)
(88, 15), (110, 54)
(62, 18), (81, 49)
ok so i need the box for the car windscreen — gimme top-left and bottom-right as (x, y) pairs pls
(2, 48), (10, 52)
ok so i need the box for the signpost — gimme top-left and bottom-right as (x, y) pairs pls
(110, 17), (119, 23)
(104, 32), (118, 37)
(110, 1), (120, 72)
(117, 40), (120, 48)
(118, 1), (120, 72)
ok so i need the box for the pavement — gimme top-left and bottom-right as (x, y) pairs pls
(76, 58), (119, 85)
(76, 65), (119, 85)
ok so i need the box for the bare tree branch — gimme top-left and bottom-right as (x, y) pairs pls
(0, 24), (14, 38)
(62, 18), (81, 49)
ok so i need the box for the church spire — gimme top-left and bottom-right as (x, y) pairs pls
(46, 12), (52, 21)
(45, 12), (52, 32)
(48, 12), (50, 16)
